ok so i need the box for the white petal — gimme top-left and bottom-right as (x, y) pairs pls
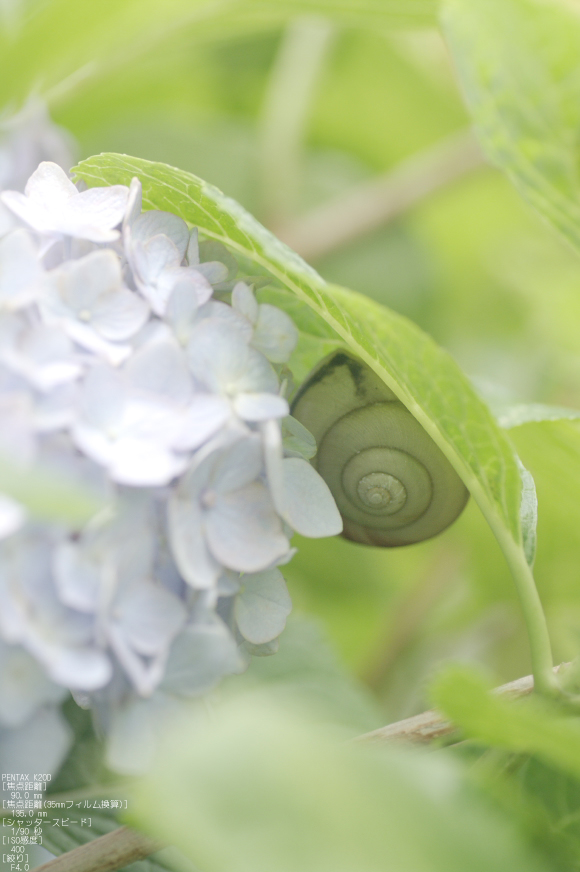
(187, 317), (249, 392)
(123, 177), (142, 233)
(53, 542), (101, 613)
(252, 303), (299, 363)
(168, 492), (221, 589)
(231, 281), (258, 323)
(187, 227), (200, 265)
(197, 299), (253, 341)
(0, 229), (44, 308)
(1, 189), (58, 233)
(108, 438), (187, 486)
(132, 210), (189, 259)
(25, 161), (77, 202)
(51, 248), (122, 312)
(195, 260), (228, 285)
(60, 318), (131, 365)
(0, 642), (65, 726)
(281, 415), (317, 460)
(261, 418), (285, 515)
(136, 234), (181, 284)
(172, 267), (213, 305)
(115, 582), (186, 656)
(47, 645), (112, 690)
(162, 617), (242, 697)
(233, 392), (288, 422)
(281, 457), (343, 537)
(65, 185), (129, 233)
(206, 482), (289, 572)
(92, 289), (149, 340)
(0, 495), (26, 539)
(107, 695), (168, 775)
(187, 318), (278, 395)
(77, 363), (126, 430)
(0, 706), (72, 778)
(4, 172), (127, 241)
(71, 422), (116, 468)
(171, 394), (230, 451)
(212, 435), (263, 493)
(165, 280), (200, 345)
(126, 336), (192, 405)
(34, 381), (79, 431)
(234, 568), (292, 644)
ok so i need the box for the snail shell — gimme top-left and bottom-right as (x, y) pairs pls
(291, 351), (469, 547)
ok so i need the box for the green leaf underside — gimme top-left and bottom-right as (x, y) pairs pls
(516, 459), (537, 567)
(74, 154), (523, 544)
(494, 402), (580, 430)
(442, 0), (580, 256)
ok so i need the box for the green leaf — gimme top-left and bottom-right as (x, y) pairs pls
(128, 693), (550, 872)
(441, 0), (580, 254)
(432, 666), (580, 779)
(73, 153), (525, 552)
(0, 454), (102, 525)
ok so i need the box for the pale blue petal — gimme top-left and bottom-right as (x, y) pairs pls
(211, 435), (263, 493)
(0, 641), (66, 727)
(92, 288), (149, 340)
(53, 541), (101, 613)
(168, 491), (221, 589)
(0, 706), (72, 777)
(231, 281), (258, 323)
(126, 337), (192, 405)
(252, 303), (299, 363)
(206, 482), (289, 572)
(0, 229), (44, 308)
(281, 457), (343, 537)
(234, 568), (292, 644)
(107, 438), (187, 486)
(171, 394), (230, 451)
(233, 392), (288, 421)
(162, 617), (242, 697)
(195, 261), (228, 285)
(115, 581), (186, 656)
(132, 210), (189, 259)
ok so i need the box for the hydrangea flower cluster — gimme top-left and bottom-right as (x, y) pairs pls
(0, 152), (342, 773)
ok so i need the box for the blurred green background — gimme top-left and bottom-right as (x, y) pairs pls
(6, 0), (580, 727)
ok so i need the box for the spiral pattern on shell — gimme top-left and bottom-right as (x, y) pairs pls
(291, 351), (469, 547)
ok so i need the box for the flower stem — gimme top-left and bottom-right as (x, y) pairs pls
(495, 526), (557, 697)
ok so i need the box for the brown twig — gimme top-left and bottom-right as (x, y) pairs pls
(274, 128), (486, 261)
(33, 826), (162, 872)
(355, 662), (570, 745)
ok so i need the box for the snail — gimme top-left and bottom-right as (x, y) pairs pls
(291, 351), (469, 547)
